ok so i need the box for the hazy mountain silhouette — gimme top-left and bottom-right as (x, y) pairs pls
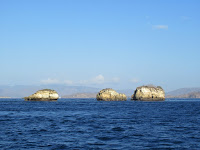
(0, 85), (100, 98)
(166, 88), (200, 96)
(0, 85), (135, 98)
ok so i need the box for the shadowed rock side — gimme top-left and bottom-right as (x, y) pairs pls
(24, 89), (59, 101)
(131, 86), (165, 101)
(96, 88), (127, 101)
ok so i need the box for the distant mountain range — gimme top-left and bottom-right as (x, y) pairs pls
(1, 85), (200, 99)
(166, 92), (200, 98)
(0, 85), (100, 98)
(62, 89), (134, 98)
(63, 88), (200, 99)
(0, 85), (135, 98)
(62, 93), (97, 98)
(166, 88), (200, 98)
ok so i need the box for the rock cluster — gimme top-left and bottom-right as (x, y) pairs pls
(131, 86), (165, 101)
(96, 88), (127, 101)
(24, 89), (59, 101)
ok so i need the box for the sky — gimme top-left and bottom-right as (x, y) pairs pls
(0, 0), (200, 92)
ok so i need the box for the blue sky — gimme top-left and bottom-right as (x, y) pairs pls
(0, 0), (200, 91)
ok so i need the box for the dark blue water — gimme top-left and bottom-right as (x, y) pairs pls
(0, 98), (200, 149)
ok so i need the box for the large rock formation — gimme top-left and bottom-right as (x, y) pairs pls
(96, 88), (127, 101)
(131, 86), (165, 101)
(24, 89), (59, 101)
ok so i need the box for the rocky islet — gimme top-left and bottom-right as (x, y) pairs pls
(131, 85), (165, 101)
(24, 89), (59, 101)
(96, 88), (127, 101)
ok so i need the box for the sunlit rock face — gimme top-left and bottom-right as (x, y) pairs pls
(131, 86), (165, 101)
(24, 89), (59, 101)
(96, 88), (127, 101)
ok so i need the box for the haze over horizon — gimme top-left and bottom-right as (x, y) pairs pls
(1, 0), (200, 92)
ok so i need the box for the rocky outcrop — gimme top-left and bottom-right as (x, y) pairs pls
(24, 89), (59, 101)
(131, 86), (165, 101)
(96, 88), (127, 101)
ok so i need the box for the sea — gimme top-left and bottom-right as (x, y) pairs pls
(0, 98), (200, 150)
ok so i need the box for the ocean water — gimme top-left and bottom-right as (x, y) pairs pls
(0, 98), (200, 150)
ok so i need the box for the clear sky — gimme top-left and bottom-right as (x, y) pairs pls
(0, 0), (200, 91)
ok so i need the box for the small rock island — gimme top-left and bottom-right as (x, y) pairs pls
(24, 89), (59, 101)
(131, 85), (165, 101)
(96, 88), (127, 101)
